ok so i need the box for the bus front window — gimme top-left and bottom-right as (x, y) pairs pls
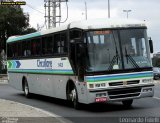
(86, 30), (122, 72)
(120, 29), (152, 69)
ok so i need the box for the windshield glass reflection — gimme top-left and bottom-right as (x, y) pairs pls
(120, 29), (152, 69)
(86, 30), (122, 72)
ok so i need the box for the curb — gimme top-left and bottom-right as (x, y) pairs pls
(0, 75), (8, 84)
(0, 99), (72, 123)
(0, 79), (8, 84)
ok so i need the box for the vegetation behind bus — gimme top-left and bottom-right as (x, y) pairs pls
(0, 5), (36, 74)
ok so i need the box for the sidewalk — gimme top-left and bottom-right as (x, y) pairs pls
(0, 74), (8, 84)
(0, 99), (67, 123)
(0, 77), (69, 123)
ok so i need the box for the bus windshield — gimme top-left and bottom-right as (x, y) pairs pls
(86, 30), (122, 72)
(86, 29), (152, 72)
(120, 29), (152, 69)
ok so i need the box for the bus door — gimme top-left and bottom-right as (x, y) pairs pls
(75, 42), (86, 82)
(70, 39), (86, 80)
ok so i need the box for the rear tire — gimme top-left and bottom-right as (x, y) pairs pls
(24, 79), (31, 98)
(122, 99), (133, 108)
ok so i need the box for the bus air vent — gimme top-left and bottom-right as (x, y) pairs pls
(108, 87), (141, 99)
(109, 80), (139, 86)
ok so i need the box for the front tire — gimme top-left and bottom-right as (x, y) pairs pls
(72, 88), (80, 109)
(122, 99), (133, 108)
(67, 84), (81, 109)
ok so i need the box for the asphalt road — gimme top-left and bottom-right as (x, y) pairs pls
(0, 83), (160, 123)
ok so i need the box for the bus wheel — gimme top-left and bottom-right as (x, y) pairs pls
(70, 86), (80, 109)
(24, 79), (31, 98)
(122, 99), (133, 108)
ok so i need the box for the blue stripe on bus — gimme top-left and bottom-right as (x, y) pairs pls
(86, 71), (153, 82)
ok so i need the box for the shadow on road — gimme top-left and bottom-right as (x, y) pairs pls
(17, 93), (136, 112)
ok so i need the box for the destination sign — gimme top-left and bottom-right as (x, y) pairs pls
(94, 30), (111, 35)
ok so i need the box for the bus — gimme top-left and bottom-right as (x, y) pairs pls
(7, 18), (154, 109)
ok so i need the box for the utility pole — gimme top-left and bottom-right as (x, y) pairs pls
(48, 0), (51, 28)
(85, 1), (87, 20)
(52, 0), (56, 27)
(108, 0), (110, 18)
(44, 0), (68, 29)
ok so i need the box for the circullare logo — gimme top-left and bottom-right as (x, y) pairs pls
(7, 61), (21, 69)
(37, 59), (52, 69)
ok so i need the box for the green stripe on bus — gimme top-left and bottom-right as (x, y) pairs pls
(8, 69), (74, 75)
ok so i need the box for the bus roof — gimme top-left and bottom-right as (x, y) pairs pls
(7, 18), (146, 43)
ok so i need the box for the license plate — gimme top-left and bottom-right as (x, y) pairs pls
(95, 97), (107, 102)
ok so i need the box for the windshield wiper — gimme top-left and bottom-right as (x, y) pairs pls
(108, 53), (119, 70)
(125, 47), (140, 69)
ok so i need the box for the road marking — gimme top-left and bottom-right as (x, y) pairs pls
(153, 97), (160, 100)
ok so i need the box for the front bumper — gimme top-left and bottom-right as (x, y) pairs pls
(86, 84), (154, 104)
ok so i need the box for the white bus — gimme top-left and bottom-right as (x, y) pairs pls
(7, 18), (154, 109)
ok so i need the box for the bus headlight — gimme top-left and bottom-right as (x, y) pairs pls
(89, 84), (94, 88)
(142, 79), (153, 83)
(95, 83), (106, 88)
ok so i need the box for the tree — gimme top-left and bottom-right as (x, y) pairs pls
(21, 27), (37, 35)
(0, 5), (36, 74)
(0, 5), (36, 52)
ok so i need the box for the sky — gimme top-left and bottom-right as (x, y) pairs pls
(21, 0), (160, 53)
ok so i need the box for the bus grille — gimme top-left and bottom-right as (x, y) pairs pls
(109, 80), (140, 87)
(108, 87), (141, 99)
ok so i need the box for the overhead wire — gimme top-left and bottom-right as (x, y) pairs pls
(26, 3), (47, 30)
(26, 1), (69, 29)
(26, 4), (45, 15)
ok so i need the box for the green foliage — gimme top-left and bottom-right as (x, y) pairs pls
(0, 5), (36, 52)
(0, 5), (36, 74)
(21, 27), (36, 35)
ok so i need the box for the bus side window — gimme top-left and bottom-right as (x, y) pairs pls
(13, 43), (18, 57)
(54, 32), (67, 55)
(42, 36), (53, 55)
(47, 36), (54, 54)
(17, 42), (22, 57)
(61, 32), (67, 53)
(54, 34), (60, 54)
(23, 41), (31, 57)
(31, 38), (41, 56)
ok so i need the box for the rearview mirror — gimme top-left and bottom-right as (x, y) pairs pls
(149, 38), (153, 53)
